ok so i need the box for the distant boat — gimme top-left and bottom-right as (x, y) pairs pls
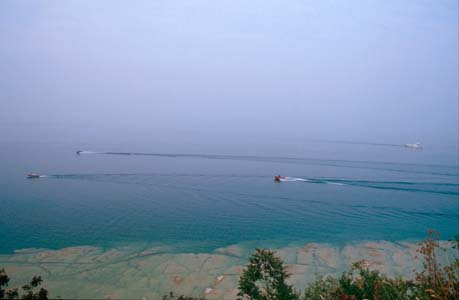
(404, 142), (423, 149)
(274, 175), (286, 182)
(26, 173), (40, 179)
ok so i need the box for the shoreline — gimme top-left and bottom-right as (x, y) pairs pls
(1, 239), (457, 299)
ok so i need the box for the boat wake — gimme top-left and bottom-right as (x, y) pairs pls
(279, 177), (310, 182)
(279, 176), (458, 195)
(76, 150), (98, 155)
(304, 138), (405, 148)
(75, 150), (459, 178)
(32, 173), (458, 196)
(280, 177), (347, 186)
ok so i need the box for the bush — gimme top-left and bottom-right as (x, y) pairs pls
(0, 269), (48, 300)
(336, 261), (416, 300)
(303, 230), (459, 300)
(414, 230), (459, 299)
(237, 249), (299, 300)
(303, 276), (338, 300)
(162, 292), (204, 300)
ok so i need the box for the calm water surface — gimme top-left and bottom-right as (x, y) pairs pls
(1, 138), (458, 253)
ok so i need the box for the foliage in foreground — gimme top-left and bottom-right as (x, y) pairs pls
(162, 292), (204, 300)
(304, 262), (416, 300)
(237, 249), (299, 300)
(304, 230), (458, 300)
(0, 269), (48, 300)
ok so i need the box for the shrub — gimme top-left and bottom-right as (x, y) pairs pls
(336, 261), (416, 300)
(237, 249), (299, 300)
(0, 269), (48, 300)
(414, 230), (459, 299)
(162, 292), (204, 300)
(303, 230), (459, 300)
(303, 276), (339, 300)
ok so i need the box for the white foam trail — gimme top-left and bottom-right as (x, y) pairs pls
(39, 175), (49, 178)
(325, 182), (347, 186)
(280, 177), (347, 186)
(280, 177), (309, 182)
(78, 150), (98, 154)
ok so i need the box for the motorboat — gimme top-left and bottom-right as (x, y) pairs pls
(404, 142), (423, 149)
(274, 175), (286, 182)
(26, 173), (40, 179)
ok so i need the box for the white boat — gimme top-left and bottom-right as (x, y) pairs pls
(26, 173), (40, 179)
(404, 142), (423, 149)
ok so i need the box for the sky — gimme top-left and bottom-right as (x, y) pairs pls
(0, 0), (458, 146)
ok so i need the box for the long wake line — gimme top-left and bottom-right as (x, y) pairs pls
(76, 150), (459, 177)
(32, 173), (459, 196)
(303, 138), (405, 148)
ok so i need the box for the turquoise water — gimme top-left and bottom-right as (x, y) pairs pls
(1, 139), (458, 254)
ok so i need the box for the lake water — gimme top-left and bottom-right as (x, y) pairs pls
(1, 138), (458, 254)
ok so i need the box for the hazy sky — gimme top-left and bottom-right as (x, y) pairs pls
(1, 0), (458, 145)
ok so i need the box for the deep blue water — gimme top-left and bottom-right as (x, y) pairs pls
(1, 139), (458, 253)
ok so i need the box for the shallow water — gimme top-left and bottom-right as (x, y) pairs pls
(1, 240), (457, 299)
(1, 139), (458, 254)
